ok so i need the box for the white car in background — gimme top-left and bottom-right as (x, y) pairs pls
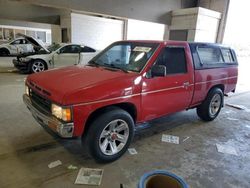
(0, 37), (35, 56)
(13, 42), (98, 73)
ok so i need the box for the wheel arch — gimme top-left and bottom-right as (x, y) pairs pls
(209, 84), (225, 94)
(82, 102), (137, 137)
(207, 84), (224, 105)
(32, 58), (48, 70)
(0, 47), (10, 54)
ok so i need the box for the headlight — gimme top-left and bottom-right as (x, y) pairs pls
(20, 57), (31, 62)
(25, 85), (29, 96)
(51, 104), (72, 122)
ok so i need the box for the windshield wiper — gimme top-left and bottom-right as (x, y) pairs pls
(104, 63), (129, 73)
(88, 60), (100, 67)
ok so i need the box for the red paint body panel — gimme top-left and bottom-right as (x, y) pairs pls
(25, 40), (238, 137)
(191, 67), (238, 106)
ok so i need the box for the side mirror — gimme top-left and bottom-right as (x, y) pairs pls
(151, 65), (166, 77)
(56, 50), (60, 54)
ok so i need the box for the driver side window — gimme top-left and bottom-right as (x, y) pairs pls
(155, 47), (187, 75)
(60, 45), (80, 53)
(10, 39), (22, 45)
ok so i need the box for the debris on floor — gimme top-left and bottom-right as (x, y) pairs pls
(223, 110), (235, 114)
(128, 148), (138, 155)
(226, 117), (239, 121)
(161, 134), (179, 144)
(182, 136), (190, 142)
(67, 165), (78, 170)
(226, 103), (247, 110)
(245, 125), (250, 129)
(216, 143), (238, 156)
(75, 167), (104, 185)
(48, 160), (62, 168)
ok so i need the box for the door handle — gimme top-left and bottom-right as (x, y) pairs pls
(183, 82), (190, 89)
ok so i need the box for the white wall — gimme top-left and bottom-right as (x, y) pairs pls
(127, 19), (165, 40)
(223, 0), (250, 45)
(71, 13), (124, 50)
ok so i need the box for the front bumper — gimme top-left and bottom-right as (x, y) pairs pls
(13, 59), (30, 73)
(23, 94), (74, 138)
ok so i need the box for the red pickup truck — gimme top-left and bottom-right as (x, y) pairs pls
(23, 40), (238, 162)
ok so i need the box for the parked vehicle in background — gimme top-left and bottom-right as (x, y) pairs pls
(13, 43), (98, 73)
(0, 37), (35, 56)
(23, 40), (238, 162)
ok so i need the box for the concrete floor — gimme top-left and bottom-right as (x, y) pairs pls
(0, 57), (250, 188)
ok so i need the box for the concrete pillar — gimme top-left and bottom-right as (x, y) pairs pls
(51, 25), (61, 43)
(170, 7), (221, 43)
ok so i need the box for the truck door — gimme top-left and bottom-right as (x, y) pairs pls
(141, 45), (194, 121)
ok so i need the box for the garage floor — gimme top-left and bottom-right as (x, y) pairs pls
(0, 57), (250, 188)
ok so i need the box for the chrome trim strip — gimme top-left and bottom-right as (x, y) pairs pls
(141, 85), (185, 95)
(74, 93), (141, 106)
(75, 85), (186, 106)
(75, 76), (237, 107)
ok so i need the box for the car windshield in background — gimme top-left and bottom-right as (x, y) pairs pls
(90, 42), (159, 72)
(47, 43), (62, 52)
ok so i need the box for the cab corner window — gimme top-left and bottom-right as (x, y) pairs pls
(155, 47), (187, 75)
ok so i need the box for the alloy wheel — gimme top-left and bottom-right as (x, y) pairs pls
(99, 119), (129, 156)
(32, 61), (45, 72)
(209, 93), (222, 116)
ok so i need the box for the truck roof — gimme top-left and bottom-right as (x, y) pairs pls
(120, 40), (230, 48)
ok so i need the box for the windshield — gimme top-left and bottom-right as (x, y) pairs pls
(90, 42), (159, 72)
(47, 43), (62, 52)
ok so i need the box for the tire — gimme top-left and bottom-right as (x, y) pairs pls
(0, 48), (10, 56)
(29, 59), (47, 73)
(83, 108), (134, 163)
(197, 88), (223, 121)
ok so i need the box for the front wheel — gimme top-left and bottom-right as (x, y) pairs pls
(83, 108), (134, 163)
(29, 60), (46, 73)
(197, 88), (223, 121)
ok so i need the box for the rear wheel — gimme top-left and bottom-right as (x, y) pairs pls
(29, 60), (46, 73)
(0, 48), (10, 56)
(197, 88), (223, 121)
(83, 108), (134, 163)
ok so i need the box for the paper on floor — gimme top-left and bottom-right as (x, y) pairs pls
(226, 103), (247, 110)
(75, 167), (103, 185)
(128, 148), (138, 155)
(216, 144), (238, 156)
(182, 136), (190, 142)
(67, 165), (78, 170)
(48, 160), (62, 168)
(161, 134), (179, 144)
(245, 125), (250, 129)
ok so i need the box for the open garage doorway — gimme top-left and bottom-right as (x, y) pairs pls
(223, 0), (250, 93)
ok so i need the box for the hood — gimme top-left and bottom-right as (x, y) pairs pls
(16, 33), (50, 53)
(27, 65), (141, 105)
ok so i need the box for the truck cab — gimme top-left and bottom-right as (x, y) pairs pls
(23, 40), (238, 162)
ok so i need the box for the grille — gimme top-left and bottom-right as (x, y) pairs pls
(30, 89), (51, 113)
